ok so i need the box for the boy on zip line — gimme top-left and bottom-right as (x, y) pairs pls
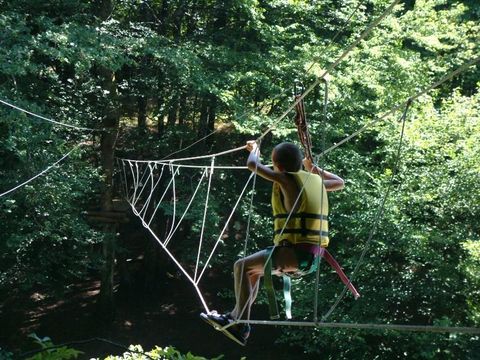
(201, 140), (344, 346)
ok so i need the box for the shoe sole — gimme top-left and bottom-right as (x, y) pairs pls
(200, 313), (246, 346)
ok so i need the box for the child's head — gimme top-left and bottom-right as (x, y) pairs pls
(272, 142), (303, 172)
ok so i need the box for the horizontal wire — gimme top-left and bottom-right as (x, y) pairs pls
(233, 320), (480, 334)
(117, 145), (246, 163)
(320, 54), (480, 157)
(257, 0), (402, 141)
(0, 142), (86, 198)
(0, 98), (102, 132)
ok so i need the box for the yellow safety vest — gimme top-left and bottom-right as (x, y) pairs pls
(271, 170), (329, 247)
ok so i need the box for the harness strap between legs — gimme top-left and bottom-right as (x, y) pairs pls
(264, 247), (280, 319)
(283, 275), (292, 319)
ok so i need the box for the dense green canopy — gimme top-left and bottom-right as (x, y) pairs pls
(1, 0), (479, 359)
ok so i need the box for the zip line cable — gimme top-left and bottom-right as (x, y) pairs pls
(319, 55), (480, 158)
(305, 1), (364, 75)
(117, 1), (480, 334)
(0, 98), (102, 132)
(234, 319), (480, 334)
(321, 100), (411, 323)
(160, 1), (365, 161)
(119, 0), (400, 165)
(256, 0), (402, 142)
(0, 141), (87, 198)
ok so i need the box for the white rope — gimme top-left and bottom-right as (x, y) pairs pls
(141, 164), (166, 219)
(194, 157), (215, 282)
(0, 98), (101, 132)
(131, 161), (149, 206)
(127, 199), (211, 313)
(319, 55), (480, 158)
(164, 168), (208, 247)
(155, 163), (248, 170)
(120, 159), (130, 200)
(167, 162), (178, 240)
(119, 145), (246, 164)
(138, 163), (162, 218)
(232, 320), (480, 334)
(120, 159), (255, 312)
(119, 157), (272, 170)
(126, 161), (140, 204)
(0, 142), (85, 198)
(131, 162), (153, 207)
(147, 167), (179, 227)
(195, 172), (255, 284)
(256, 0), (401, 141)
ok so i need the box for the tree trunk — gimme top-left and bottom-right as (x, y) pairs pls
(172, 0), (186, 42)
(97, 71), (120, 321)
(207, 94), (217, 133)
(157, 0), (170, 35)
(167, 94), (179, 127)
(178, 92), (187, 126)
(197, 96), (209, 140)
(95, 0), (120, 321)
(137, 96), (147, 130)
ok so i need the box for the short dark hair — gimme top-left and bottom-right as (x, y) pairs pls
(273, 142), (303, 172)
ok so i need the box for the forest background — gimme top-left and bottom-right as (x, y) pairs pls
(0, 0), (479, 359)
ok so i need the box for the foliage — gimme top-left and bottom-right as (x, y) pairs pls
(101, 344), (223, 360)
(24, 334), (83, 360)
(0, 0), (479, 359)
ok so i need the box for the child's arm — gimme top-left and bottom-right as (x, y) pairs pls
(303, 158), (344, 192)
(246, 141), (287, 185)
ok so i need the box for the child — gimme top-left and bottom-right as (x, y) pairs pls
(201, 140), (344, 345)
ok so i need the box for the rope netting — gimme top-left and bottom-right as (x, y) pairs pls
(1, 0), (478, 334)
(118, 155), (254, 313)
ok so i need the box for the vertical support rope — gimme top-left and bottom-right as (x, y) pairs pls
(132, 162), (142, 205)
(120, 159), (129, 199)
(166, 162), (178, 240)
(137, 163), (155, 216)
(127, 161), (139, 204)
(164, 168), (207, 247)
(139, 164), (166, 218)
(235, 142), (261, 322)
(147, 166), (179, 227)
(321, 100), (412, 321)
(313, 79), (329, 323)
(196, 172), (255, 284)
(132, 162), (153, 207)
(194, 157), (216, 283)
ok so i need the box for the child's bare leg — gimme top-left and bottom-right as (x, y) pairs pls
(230, 250), (266, 320)
(230, 246), (298, 320)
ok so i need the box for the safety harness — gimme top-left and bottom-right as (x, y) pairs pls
(264, 83), (360, 319)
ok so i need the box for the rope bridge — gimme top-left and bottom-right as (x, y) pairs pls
(117, 50), (480, 333)
(118, 155), (253, 314)
(0, 0), (478, 334)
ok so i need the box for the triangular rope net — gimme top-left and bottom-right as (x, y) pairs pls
(118, 154), (255, 313)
